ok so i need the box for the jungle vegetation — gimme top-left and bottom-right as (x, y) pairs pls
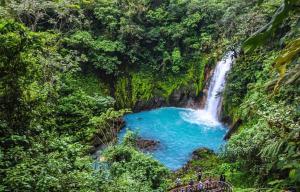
(0, 0), (299, 191)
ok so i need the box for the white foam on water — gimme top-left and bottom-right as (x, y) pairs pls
(180, 109), (220, 127)
(182, 52), (234, 127)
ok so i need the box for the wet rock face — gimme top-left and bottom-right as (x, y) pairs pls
(133, 97), (166, 112)
(199, 67), (214, 109)
(136, 138), (160, 151)
(132, 87), (201, 112)
(169, 87), (201, 109)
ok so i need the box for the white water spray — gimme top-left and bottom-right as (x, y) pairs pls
(205, 52), (233, 119)
(181, 52), (234, 126)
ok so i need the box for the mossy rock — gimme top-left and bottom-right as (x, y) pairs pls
(191, 148), (215, 161)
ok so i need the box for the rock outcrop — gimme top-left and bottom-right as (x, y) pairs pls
(132, 86), (202, 112)
(198, 67), (215, 109)
(136, 137), (160, 151)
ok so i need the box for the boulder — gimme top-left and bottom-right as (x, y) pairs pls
(136, 137), (160, 151)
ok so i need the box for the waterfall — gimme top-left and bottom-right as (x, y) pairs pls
(181, 52), (234, 126)
(205, 52), (234, 119)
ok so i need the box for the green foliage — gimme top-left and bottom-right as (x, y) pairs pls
(171, 47), (183, 73)
(223, 94), (300, 188)
(90, 108), (130, 144)
(3, 134), (97, 192)
(222, 4), (300, 190)
(223, 53), (264, 117)
(131, 73), (154, 104)
(100, 131), (170, 191)
(114, 77), (132, 108)
(1, 0), (298, 191)
(274, 38), (300, 78)
(0, 19), (129, 191)
(67, 73), (110, 96)
(64, 30), (124, 75)
(114, 64), (204, 108)
(4, 0), (280, 110)
(243, 0), (299, 52)
(0, 19), (94, 191)
(5, 0), (92, 31)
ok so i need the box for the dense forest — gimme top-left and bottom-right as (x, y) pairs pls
(0, 0), (299, 191)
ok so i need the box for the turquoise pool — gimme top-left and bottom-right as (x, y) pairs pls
(118, 107), (227, 170)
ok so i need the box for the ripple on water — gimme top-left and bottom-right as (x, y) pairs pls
(118, 107), (227, 170)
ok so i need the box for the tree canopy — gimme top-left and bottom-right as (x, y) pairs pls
(0, 0), (299, 191)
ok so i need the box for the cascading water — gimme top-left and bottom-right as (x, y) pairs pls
(205, 52), (234, 119)
(181, 52), (234, 126)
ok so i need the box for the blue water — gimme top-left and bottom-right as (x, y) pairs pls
(118, 107), (227, 170)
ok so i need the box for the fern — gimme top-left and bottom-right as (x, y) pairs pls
(259, 140), (286, 159)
